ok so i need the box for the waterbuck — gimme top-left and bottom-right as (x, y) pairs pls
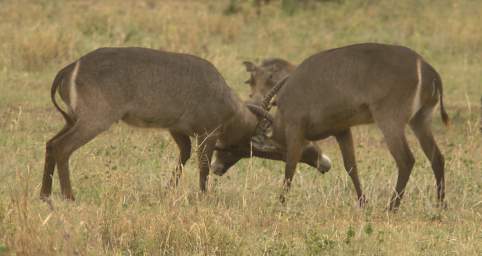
(40, 47), (331, 200)
(216, 43), (449, 210)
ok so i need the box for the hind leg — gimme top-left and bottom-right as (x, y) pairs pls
(371, 102), (415, 210)
(40, 123), (74, 199)
(49, 119), (112, 200)
(410, 109), (446, 207)
(168, 131), (192, 187)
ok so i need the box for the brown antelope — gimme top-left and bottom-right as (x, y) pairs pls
(41, 47), (330, 200)
(215, 43), (449, 210)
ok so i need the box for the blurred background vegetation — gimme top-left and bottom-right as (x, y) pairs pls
(0, 0), (480, 103)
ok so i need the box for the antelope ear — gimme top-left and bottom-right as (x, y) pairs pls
(242, 61), (257, 73)
(244, 75), (254, 85)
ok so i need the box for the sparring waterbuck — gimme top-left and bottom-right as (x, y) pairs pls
(40, 47), (330, 201)
(211, 58), (332, 175)
(217, 43), (449, 210)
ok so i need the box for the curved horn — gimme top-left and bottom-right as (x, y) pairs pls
(246, 103), (274, 123)
(262, 75), (289, 110)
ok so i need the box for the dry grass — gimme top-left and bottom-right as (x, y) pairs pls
(0, 0), (481, 255)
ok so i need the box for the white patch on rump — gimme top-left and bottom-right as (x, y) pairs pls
(70, 61), (80, 110)
(410, 58), (422, 119)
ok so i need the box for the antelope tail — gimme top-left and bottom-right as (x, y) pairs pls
(51, 63), (75, 125)
(434, 78), (449, 127)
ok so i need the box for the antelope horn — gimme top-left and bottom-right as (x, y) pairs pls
(246, 103), (274, 123)
(262, 75), (289, 110)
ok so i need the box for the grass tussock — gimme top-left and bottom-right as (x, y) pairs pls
(0, 0), (481, 255)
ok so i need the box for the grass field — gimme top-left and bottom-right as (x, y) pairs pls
(0, 0), (481, 255)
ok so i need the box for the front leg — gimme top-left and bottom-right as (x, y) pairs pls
(197, 135), (216, 192)
(280, 126), (305, 204)
(335, 129), (366, 207)
(168, 132), (191, 187)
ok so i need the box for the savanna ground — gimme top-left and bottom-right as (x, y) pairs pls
(0, 0), (481, 255)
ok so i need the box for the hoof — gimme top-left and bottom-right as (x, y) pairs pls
(40, 193), (50, 202)
(436, 200), (448, 210)
(386, 202), (400, 212)
(167, 179), (179, 189)
(357, 195), (368, 208)
(279, 194), (287, 205)
(62, 194), (75, 201)
(40, 194), (55, 210)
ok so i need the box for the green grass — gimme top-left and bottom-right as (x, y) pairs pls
(0, 0), (481, 255)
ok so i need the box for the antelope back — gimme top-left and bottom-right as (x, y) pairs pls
(59, 47), (241, 135)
